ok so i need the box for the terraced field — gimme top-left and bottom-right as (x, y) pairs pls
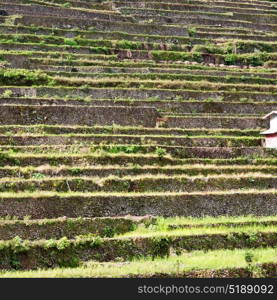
(0, 0), (276, 278)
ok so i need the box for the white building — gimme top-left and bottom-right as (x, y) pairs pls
(261, 111), (277, 148)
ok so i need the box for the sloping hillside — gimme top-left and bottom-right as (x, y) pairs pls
(0, 0), (276, 277)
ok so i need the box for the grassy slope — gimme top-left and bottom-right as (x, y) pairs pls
(1, 247), (276, 278)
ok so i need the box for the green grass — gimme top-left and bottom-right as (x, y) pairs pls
(0, 188), (275, 199)
(0, 69), (53, 86)
(117, 223), (277, 238)
(157, 215), (277, 226)
(0, 247), (276, 278)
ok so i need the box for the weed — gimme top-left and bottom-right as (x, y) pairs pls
(155, 147), (166, 158)
(2, 90), (13, 98)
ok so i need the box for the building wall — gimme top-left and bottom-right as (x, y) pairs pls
(265, 134), (277, 148)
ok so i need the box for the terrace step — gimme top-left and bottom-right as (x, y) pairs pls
(30, 65), (277, 80)
(129, 0), (274, 9)
(195, 25), (274, 35)
(8, 14), (191, 36)
(1, 152), (276, 167)
(0, 134), (263, 147)
(0, 105), (159, 127)
(0, 216), (153, 240)
(24, 52), (277, 68)
(2, 23), (276, 46)
(0, 164), (276, 179)
(0, 174), (275, 193)
(1, 13), (276, 35)
(123, 11), (277, 32)
(0, 226), (276, 269)
(1, 248), (276, 277)
(1, 32), (277, 56)
(3, 97), (270, 115)
(44, 71), (277, 86)
(166, 115), (266, 129)
(0, 189), (276, 219)
(10, 0), (114, 10)
(115, 1), (277, 16)
(0, 145), (275, 159)
(0, 125), (263, 136)
(48, 78), (277, 93)
(0, 3), (131, 22)
(25, 58), (277, 75)
(0, 124), (266, 137)
(0, 96), (276, 112)
(194, 31), (277, 42)
(168, 219), (277, 230)
(0, 23), (205, 44)
(0, 87), (275, 102)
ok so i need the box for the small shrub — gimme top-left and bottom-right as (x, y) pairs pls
(10, 236), (30, 254)
(155, 147), (166, 158)
(102, 226), (116, 238)
(152, 237), (171, 258)
(0, 69), (53, 86)
(188, 27), (197, 37)
(62, 2), (71, 8)
(2, 89), (13, 98)
(225, 53), (239, 65)
(31, 173), (45, 179)
(244, 251), (255, 264)
(56, 237), (71, 250)
(64, 38), (78, 46)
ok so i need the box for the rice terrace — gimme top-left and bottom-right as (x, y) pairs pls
(0, 0), (276, 278)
